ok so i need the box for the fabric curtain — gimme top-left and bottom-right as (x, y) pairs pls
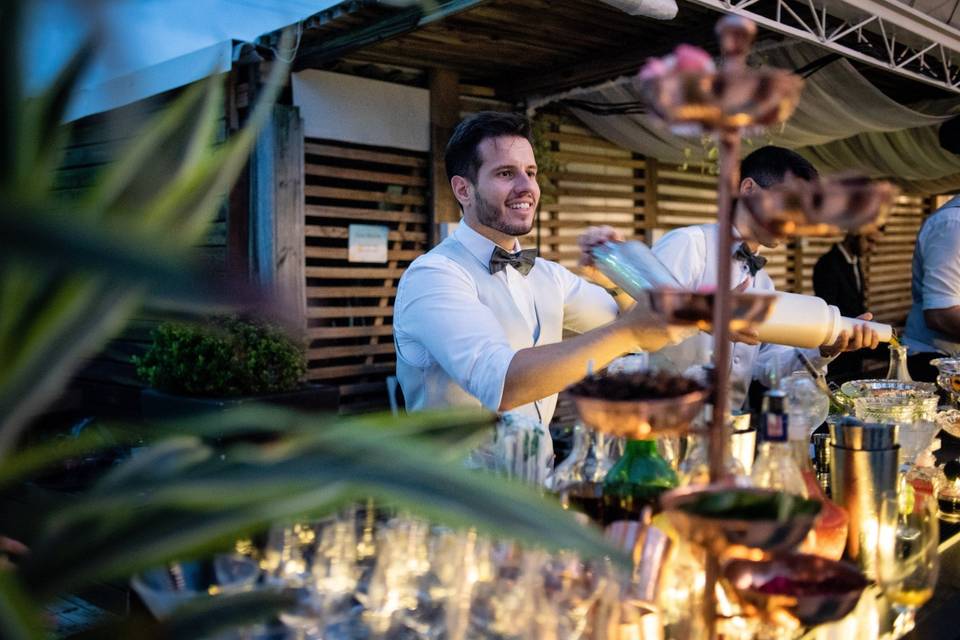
(557, 43), (960, 194)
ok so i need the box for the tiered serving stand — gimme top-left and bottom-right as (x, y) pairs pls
(571, 15), (897, 638)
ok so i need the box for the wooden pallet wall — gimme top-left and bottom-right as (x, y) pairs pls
(302, 138), (430, 413)
(56, 91), (229, 416)
(865, 194), (928, 326)
(530, 116), (646, 266)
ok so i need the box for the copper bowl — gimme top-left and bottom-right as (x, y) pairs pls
(740, 174), (899, 237)
(648, 288), (777, 332)
(639, 68), (803, 134)
(660, 485), (820, 556)
(723, 553), (868, 627)
(569, 387), (708, 439)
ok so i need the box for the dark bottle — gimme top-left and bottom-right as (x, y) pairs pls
(601, 439), (678, 524)
(562, 481), (605, 523)
(938, 459), (960, 523)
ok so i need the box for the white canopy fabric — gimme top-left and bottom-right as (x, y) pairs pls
(564, 43), (960, 193)
(23, 0), (340, 121)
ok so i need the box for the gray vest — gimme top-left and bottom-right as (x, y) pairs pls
(396, 234), (565, 426)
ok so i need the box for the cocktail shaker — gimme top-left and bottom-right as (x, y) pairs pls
(590, 240), (682, 299)
(828, 419), (899, 573)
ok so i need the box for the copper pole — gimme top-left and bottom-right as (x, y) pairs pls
(704, 17), (754, 640)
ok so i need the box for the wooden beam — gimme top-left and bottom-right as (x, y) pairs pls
(429, 68), (461, 228)
(249, 105), (307, 329)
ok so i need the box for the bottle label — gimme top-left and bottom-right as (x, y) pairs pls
(765, 414), (788, 442)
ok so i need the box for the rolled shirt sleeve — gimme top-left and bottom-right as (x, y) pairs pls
(921, 216), (960, 311)
(554, 264), (619, 333)
(394, 256), (518, 411)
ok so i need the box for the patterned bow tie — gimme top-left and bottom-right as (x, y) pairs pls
(489, 246), (538, 276)
(734, 243), (767, 276)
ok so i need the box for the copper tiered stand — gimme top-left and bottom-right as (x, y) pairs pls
(572, 14), (896, 638)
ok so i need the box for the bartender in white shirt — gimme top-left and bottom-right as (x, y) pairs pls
(649, 146), (880, 409)
(394, 111), (678, 427)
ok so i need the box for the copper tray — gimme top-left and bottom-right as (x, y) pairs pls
(647, 288), (777, 332)
(569, 387), (708, 439)
(660, 485), (820, 556)
(723, 553), (868, 627)
(639, 67), (803, 134)
(740, 174), (898, 237)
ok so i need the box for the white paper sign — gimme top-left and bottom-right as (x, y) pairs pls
(348, 224), (389, 263)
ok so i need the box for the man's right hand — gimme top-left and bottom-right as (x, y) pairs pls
(616, 304), (688, 352)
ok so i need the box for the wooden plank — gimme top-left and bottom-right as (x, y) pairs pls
(307, 306), (394, 319)
(551, 151), (645, 168)
(306, 266), (407, 279)
(304, 142), (426, 168)
(543, 130), (622, 150)
(256, 105), (306, 328)
(539, 203), (644, 214)
(304, 247), (422, 261)
(307, 286), (397, 298)
(308, 325), (395, 339)
(430, 68), (461, 225)
(338, 381), (392, 396)
(305, 186), (425, 205)
(308, 343), (396, 359)
(307, 363), (396, 380)
(543, 171), (645, 186)
(305, 205), (427, 223)
(304, 163), (425, 186)
(305, 225), (427, 242)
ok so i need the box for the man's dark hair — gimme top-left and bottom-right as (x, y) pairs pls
(445, 111), (534, 183)
(740, 145), (818, 188)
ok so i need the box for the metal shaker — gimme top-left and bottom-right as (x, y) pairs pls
(828, 419), (899, 572)
(590, 240), (682, 299)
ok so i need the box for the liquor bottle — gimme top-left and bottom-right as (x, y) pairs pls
(886, 341), (914, 382)
(602, 438), (678, 524)
(750, 390), (808, 497)
(781, 377), (849, 560)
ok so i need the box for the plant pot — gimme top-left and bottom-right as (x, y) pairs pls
(140, 384), (339, 424)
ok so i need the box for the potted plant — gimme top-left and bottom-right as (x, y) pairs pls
(134, 316), (338, 421)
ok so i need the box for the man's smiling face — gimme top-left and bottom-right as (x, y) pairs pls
(466, 135), (539, 238)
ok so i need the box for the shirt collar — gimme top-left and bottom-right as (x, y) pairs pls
(453, 222), (522, 268)
(837, 243), (859, 265)
(730, 224), (762, 255)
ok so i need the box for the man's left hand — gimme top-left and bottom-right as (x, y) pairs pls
(819, 312), (881, 357)
(577, 225), (624, 289)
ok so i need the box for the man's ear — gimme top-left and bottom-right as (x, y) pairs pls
(451, 175), (472, 207)
(739, 176), (759, 195)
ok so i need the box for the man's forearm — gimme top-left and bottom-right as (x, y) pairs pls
(498, 323), (636, 411)
(925, 306), (960, 340)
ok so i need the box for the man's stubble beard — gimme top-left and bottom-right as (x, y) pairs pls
(474, 191), (534, 237)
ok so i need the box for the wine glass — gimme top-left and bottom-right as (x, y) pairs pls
(875, 490), (940, 637)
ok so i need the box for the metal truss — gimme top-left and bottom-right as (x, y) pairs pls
(686, 0), (960, 93)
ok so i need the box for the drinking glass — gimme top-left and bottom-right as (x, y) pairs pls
(875, 490), (940, 637)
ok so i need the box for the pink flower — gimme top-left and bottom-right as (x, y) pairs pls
(638, 56), (669, 81)
(674, 44), (716, 73)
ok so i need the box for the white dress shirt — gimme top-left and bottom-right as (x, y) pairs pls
(394, 222), (618, 425)
(904, 195), (960, 355)
(652, 223), (832, 409)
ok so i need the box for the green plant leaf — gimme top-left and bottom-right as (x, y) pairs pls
(0, 279), (137, 459)
(0, 571), (45, 640)
(71, 588), (297, 640)
(0, 424), (134, 492)
(21, 40), (94, 196)
(21, 408), (624, 597)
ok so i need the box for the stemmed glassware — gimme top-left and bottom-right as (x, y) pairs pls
(875, 490), (940, 637)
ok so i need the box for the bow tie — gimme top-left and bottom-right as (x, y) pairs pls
(489, 246), (538, 276)
(734, 243), (767, 276)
